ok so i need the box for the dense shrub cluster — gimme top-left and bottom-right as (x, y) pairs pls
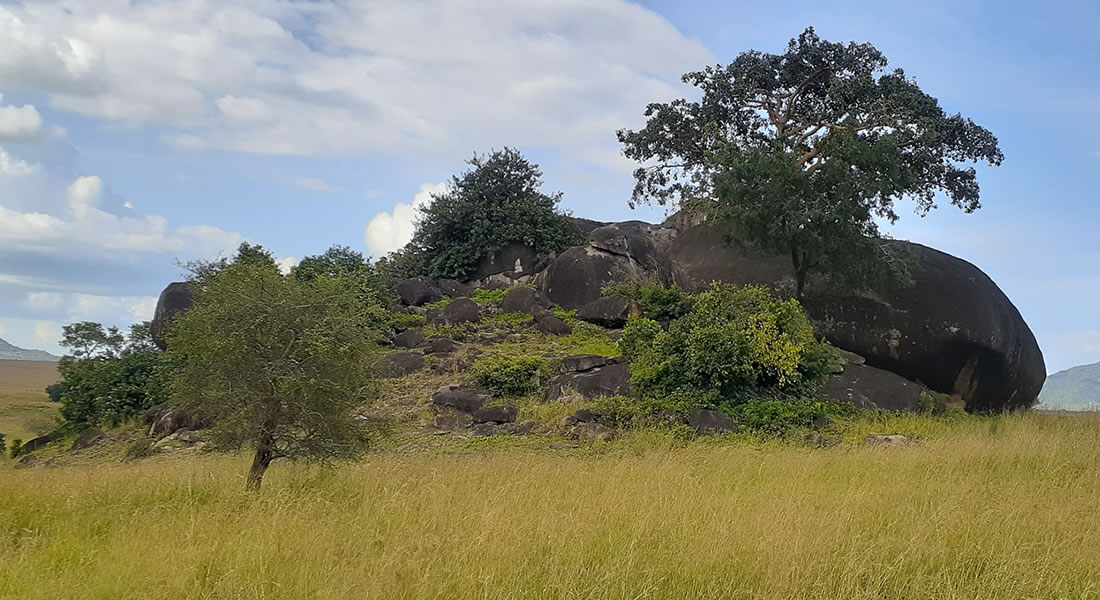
(47, 322), (171, 427)
(611, 283), (847, 431)
(603, 280), (694, 322)
(472, 355), (549, 397)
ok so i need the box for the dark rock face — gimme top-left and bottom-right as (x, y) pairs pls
(577, 296), (642, 329)
(499, 286), (551, 315)
(534, 312), (572, 336)
(687, 409), (735, 434)
(376, 352), (427, 378)
(438, 279), (474, 298)
(396, 277), (442, 307)
(434, 414), (472, 431)
(539, 222), (677, 309)
(393, 330), (427, 349)
(538, 220), (1045, 412)
(474, 243), (539, 283)
(824, 363), (928, 412)
(572, 422), (613, 442)
(472, 405), (519, 424)
(70, 429), (107, 451)
(146, 405), (206, 437)
(559, 355), (619, 374)
(545, 362), (631, 402)
(151, 282), (194, 350)
(19, 431), (63, 454)
(432, 390), (487, 414)
(427, 337), (460, 354)
(443, 298), (481, 324)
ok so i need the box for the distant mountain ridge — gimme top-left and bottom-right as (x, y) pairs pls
(1039, 362), (1100, 410)
(0, 337), (60, 362)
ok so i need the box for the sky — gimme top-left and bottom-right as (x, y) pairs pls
(0, 0), (1096, 374)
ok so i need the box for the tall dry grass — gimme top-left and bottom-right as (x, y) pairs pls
(2, 412), (1099, 599)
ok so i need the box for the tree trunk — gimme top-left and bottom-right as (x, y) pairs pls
(791, 248), (808, 301)
(246, 444), (274, 492)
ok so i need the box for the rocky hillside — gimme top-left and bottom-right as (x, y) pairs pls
(1039, 362), (1100, 410)
(0, 337), (59, 362)
(152, 217), (1046, 415)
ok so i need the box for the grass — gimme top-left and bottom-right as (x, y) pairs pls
(3, 412), (1099, 599)
(0, 360), (60, 442)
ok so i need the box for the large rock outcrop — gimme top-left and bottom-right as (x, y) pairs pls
(151, 282), (193, 351)
(538, 221), (1045, 412)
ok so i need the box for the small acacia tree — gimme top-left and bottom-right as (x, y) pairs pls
(406, 147), (579, 280)
(618, 27), (1003, 298)
(169, 257), (389, 491)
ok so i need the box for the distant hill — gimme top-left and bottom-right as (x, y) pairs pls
(1038, 362), (1100, 410)
(0, 337), (60, 362)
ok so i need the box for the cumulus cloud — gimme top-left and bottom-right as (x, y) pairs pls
(0, 1), (710, 164)
(0, 145), (39, 176)
(0, 93), (43, 139)
(365, 182), (446, 257)
(275, 256), (297, 276)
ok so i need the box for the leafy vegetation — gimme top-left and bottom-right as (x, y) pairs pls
(46, 321), (169, 428)
(169, 258), (389, 490)
(619, 27), (1002, 298)
(403, 148), (580, 280)
(603, 280), (693, 322)
(472, 355), (549, 397)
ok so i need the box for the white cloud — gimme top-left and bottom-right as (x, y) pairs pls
(22, 291), (63, 312)
(275, 256), (297, 276)
(290, 177), (337, 192)
(365, 182), (446, 257)
(34, 321), (58, 346)
(0, 1), (711, 165)
(0, 94), (43, 139)
(0, 145), (39, 176)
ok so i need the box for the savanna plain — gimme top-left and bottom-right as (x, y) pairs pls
(1, 359), (1097, 600)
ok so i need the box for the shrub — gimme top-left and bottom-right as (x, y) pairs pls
(729, 398), (857, 434)
(9, 438), (23, 459)
(472, 288), (510, 305)
(603, 280), (693, 322)
(472, 355), (549, 397)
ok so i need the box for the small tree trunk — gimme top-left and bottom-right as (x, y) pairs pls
(791, 248), (807, 301)
(246, 445), (274, 492)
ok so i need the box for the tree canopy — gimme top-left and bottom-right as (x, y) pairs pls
(168, 260), (387, 490)
(618, 27), (1003, 297)
(405, 148), (579, 280)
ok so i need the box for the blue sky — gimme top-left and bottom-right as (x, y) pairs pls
(0, 0), (1096, 374)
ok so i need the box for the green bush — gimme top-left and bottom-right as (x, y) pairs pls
(472, 288), (510, 305)
(729, 398), (856, 434)
(472, 355), (549, 397)
(622, 283), (821, 399)
(603, 281), (693, 322)
(9, 438), (23, 459)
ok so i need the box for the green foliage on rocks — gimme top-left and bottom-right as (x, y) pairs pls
(472, 355), (550, 398)
(404, 148), (580, 280)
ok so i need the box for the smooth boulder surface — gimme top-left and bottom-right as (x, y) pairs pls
(393, 330), (427, 349)
(577, 296), (642, 329)
(396, 277), (443, 307)
(499, 286), (551, 315)
(545, 362), (631, 402)
(538, 220), (1045, 412)
(377, 352), (427, 378)
(443, 298), (482, 324)
(823, 363), (928, 412)
(151, 282), (194, 350)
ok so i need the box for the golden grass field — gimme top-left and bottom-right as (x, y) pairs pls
(2, 412), (1099, 599)
(0, 360), (59, 442)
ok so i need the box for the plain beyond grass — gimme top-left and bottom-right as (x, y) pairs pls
(2, 411), (1100, 600)
(0, 360), (60, 442)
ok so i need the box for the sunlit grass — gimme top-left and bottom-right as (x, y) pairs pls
(2, 411), (1099, 599)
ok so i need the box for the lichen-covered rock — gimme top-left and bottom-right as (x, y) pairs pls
(824, 363), (928, 412)
(686, 409), (735, 434)
(545, 363), (630, 402)
(472, 405), (519, 424)
(499, 286), (551, 315)
(534, 312), (571, 336)
(393, 330), (427, 349)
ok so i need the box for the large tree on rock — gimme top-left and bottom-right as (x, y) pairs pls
(406, 148), (579, 281)
(618, 27), (1003, 299)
